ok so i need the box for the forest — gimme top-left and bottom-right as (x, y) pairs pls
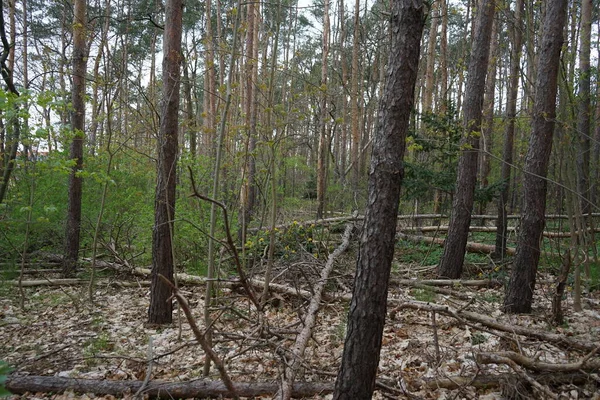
(1, 0), (600, 398)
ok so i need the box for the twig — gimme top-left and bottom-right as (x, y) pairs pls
(133, 336), (153, 399)
(188, 167), (260, 310)
(157, 274), (239, 399)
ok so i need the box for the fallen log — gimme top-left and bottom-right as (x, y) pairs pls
(4, 375), (334, 399)
(397, 232), (516, 255)
(391, 278), (502, 288)
(476, 349), (600, 373)
(394, 300), (598, 353)
(422, 372), (592, 390)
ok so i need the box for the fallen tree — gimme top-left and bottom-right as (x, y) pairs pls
(4, 375), (334, 399)
(394, 300), (599, 353)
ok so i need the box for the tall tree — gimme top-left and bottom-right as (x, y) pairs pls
(148, 0), (183, 325)
(333, 1), (425, 398)
(494, 0), (523, 260)
(316, 0), (330, 219)
(503, 0), (568, 314)
(63, 0), (88, 277)
(575, 0), (592, 216)
(437, 0), (496, 279)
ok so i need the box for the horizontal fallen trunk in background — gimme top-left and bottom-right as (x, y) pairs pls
(5, 376), (334, 399)
(397, 232), (517, 255)
(395, 300), (598, 353)
(422, 372), (592, 390)
(400, 225), (600, 238)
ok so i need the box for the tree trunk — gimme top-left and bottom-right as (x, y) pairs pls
(63, 0), (87, 277)
(332, 2), (425, 398)
(575, 0), (592, 216)
(503, 0), (567, 314)
(437, 0), (496, 279)
(148, 0), (183, 325)
(316, 0), (330, 219)
(494, 0), (523, 260)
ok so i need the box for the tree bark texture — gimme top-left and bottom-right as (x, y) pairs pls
(333, 2), (425, 398)
(63, 0), (87, 277)
(148, 0), (183, 325)
(5, 376), (334, 399)
(503, 0), (567, 314)
(316, 0), (330, 219)
(437, 0), (496, 279)
(494, 0), (523, 260)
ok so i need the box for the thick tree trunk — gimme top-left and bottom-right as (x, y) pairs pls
(148, 0), (183, 325)
(437, 0), (496, 279)
(333, 2), (425, 398)
(494, 0), (523, 260)
(63, 0), (87, 277)
(504, 0), (567, 314)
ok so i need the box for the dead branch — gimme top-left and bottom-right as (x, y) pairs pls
(188, 167), (260, 310)
(476, 352), (559, 399)
(393, 300), (599, 353)
(476, 348), (600, 373)
(157, 275), (239, 399)
(276, 221), (355, 400)
(422, 372), (592, 390)
(4, 375), (334, 398)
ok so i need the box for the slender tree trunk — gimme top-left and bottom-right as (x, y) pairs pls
(316, 0), (330, 219)
(503, 0), (568, 314)
(63, 0), (88, 277)
(350, 0), (360, 191)
(438, 0), (448, 113)
(575, 0), (592, 216)
(437, 0), (496, 279)
(422, 1), (438, 113)
(148, 0), (183, 325)
(494, 0), (523, 260)
(333, 1), (425, 398)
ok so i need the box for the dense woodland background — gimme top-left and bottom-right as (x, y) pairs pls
(1, 0), (600, 398)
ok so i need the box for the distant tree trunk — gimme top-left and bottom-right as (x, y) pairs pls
(438, 0), (448, 113)
(333, 1), (425, 398)
(494, 0), (523, 260)
(437, 0), (496, 279)
(350, 0), (360, 192)
(503, 0), (567, 314)
(422, 0), (438, 113)
(239, 0), (258, 242)
(575, 0), (592, 216)
(63, 0), (87, 277)
(478, 17), (497, 215)
(316, 0), (330, 219)
(148, 0), (183, 325)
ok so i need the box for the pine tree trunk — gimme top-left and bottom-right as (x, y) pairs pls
(437, 0), (496, 279)
(503, 0), (568, 314)
(332, 2), (425, 398)
(63, 0), (87, 277)
(494, 0), (523, 260)
(148, 0), (183, 325)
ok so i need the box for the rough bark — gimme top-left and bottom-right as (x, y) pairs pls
(503, 0), (567, 314)
(437, 0), (496, 279)
(4, 376), (334, 399)
(494, 0), (523, 260)
(333, 2), (425, 398)
(148, 0), (183, 325)
(62, 0), (87, 277)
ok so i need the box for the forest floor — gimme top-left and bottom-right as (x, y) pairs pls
(1, 236), (600, 399)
